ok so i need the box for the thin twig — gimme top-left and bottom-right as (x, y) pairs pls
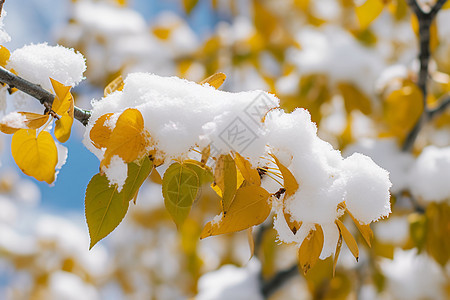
(429, 95), (450, 119)
(0, 66), (91, 126)
(0, 0), (5, 16)
(402, 0), (446, 151)
(261, 263), (299, 298)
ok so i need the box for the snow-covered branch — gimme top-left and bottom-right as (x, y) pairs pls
(0, 66), (91, 126)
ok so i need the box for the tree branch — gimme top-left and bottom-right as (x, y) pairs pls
(429, 95), (450, 119)
(0, 0), (5, 16)
(261, 263), (299, 299)
(402, 0), (446, 151)
(0, 66), (91, 126)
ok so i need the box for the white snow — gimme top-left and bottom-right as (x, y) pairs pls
(0, 112), (26, 129)
(408, 145), (450, 202)
(0, 10), (11, 44)
(196, 259), (263, 300)
(344, 139), (413, 193)
(74, 1), (146, 36)
(265, 109), (391, 255)
(7, 43), (86, 91)
(380, 249), (447, 300)
(373, 216), (409, 245)
(103, 155), (128, 192)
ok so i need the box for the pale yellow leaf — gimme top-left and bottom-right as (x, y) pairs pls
(298, 224), (324, 275)
(200, 72), (226, 89)
(335, 219), (359, 261)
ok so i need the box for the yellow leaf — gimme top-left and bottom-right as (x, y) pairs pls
(270, 153), (300, 233)
(104, 75), (124, 97)
(383, 79), (423, 140)
(0, 46), (10, 67)
(200, 186), (271, 238)
(90, 113), (114, 149)
(214, 154), (237, 213)
(183, 0), (199, 14)
(11, 129), (57, 184)
(248, 227), (255, 260)
(153, 26), (172, 40)
(333, 233), (343, 277)
(355, 0), (385, 30)
(0, 112), (49, 134)
(54, 111), (74, 143)
(234, 152), (261, 186)
(149, 167), (163, 184)
(101, 108), (149, 169)
(347, 208), (373, 247)
(298, 224), (324, 275)
(337, 82), (372, 115)
(50, 78), (73, 117)
(200, 145), (210, 166)
(335, 219), (359, 261)
(200, 72), (226, 89)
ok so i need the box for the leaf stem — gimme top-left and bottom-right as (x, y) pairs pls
(0, 66), (91, 126)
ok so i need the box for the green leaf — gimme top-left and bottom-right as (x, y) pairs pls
(85, 173), (129, 249)
(163, 162), (200, 228)
(183, 160), (214, 185)
(123, 156), (153, 204)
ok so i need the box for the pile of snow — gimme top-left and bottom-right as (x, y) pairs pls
(85, 73), (392, 257)
(7, 43), (86, 91)
(408, 146), (450, 202)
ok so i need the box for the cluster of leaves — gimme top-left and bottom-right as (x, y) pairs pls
(83, 73), (377, 276)
(0, 46), (74, 183)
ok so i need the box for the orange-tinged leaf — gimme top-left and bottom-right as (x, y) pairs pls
(333, 233), (343, 277)
(0, 112), (49, 134)
(90, 113), (114, 149)
(270, 153), (299, 234)
(55, 112), (74, 143)
(347, 209), (373, 247)
(104, 75), (124, 97)
(200, 72), (226, 89)
(200, 186), (271, 238)
(50, 78), (73, 116)
(298, 224), (324, 275)
(234, 152), (261, 186)
(0, 46), (10, 67)
(335, 219), (359, 261)
(200, 145), (210, 166)
(149, 167), (163, 184)
(355, 0), (385, 30)
(269, 153), (298, 197)
(11, 129), (57, 184)
(101, 108), (149, 169)
(214, 154), (237, 213)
